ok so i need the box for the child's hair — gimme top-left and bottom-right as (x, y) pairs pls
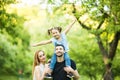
(48, 27), (62, 35)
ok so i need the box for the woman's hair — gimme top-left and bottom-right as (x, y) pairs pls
(48, 27), (62, 35)
(32, 50), (45, 76)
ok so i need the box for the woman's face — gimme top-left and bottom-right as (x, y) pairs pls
(38, 51), (46, 63)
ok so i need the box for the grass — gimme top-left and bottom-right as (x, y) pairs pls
(0, 74), (18, 80)
(0, 73), (31, 80)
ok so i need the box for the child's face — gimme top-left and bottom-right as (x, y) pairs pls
(51, 29), (60, 39)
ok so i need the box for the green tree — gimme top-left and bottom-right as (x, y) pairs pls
(0, 0), (31, 76)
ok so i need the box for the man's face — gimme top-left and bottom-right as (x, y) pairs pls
(55, 46), (65, 57)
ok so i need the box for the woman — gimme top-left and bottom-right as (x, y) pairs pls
(32, 50), (47, 80)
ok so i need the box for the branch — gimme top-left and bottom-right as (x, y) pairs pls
(96, 35), (108, 56)
(72, 3), (107, 55)
(97, 20), (105, 30)
(109, 31), (120, 60)
(78, 20), (91, 30)
(72, 4), (91, 30)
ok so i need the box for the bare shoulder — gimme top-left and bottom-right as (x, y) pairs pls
(35, 65), (40, 71)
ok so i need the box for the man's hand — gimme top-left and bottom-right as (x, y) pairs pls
(64, 66), (80, 80)
(64, 66), (74, 73)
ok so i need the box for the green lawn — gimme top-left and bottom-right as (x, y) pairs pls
(0, 74), (17, 80)
(0, 74), (31, 80)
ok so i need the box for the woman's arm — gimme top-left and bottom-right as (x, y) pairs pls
(31, 39), (52, 47)
(63, 19), (76, 35)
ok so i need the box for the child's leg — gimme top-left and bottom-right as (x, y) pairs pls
(64, 52), (71, 67)
(49, 53), (56, 71)
(64, 52), (74, 78)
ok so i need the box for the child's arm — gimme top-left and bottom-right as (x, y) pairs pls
(63, 19), (76, 35)
(31, 39), (52, 47)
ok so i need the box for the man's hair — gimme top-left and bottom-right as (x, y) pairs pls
(55, 44), (65, 50)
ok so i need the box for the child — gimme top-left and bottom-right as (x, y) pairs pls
(32, 19), (76, 78)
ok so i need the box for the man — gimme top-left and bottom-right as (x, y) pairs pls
(51, 44), (80, 80)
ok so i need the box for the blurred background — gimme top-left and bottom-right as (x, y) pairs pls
(0, 0), (120, 80)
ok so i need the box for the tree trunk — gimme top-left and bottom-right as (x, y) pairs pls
(103, 64), (114, 80)
(104, 71), (114, 80)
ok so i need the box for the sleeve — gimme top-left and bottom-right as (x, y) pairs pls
(50, 38), (55, 45)
(50, 38), (54, 43)
(71, 60), (76, 70)
(61, 32), (66, 39)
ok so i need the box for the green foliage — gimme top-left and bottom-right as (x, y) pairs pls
(0, 0), (119, 79)
(0, 0), (32, 77)
(68, 29), (104, 79)
(0, 73), (31, 80)
(0, 0), (15, 6)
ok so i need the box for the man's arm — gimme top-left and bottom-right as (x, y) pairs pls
(71, 70), (80, 80)
(64, 67), (80, 80)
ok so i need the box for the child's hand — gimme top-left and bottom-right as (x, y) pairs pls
(30, 44), (36, 47)
(71, 18), (77, 25)
(44, 64), (52, 74)
(73, 18), (77, 22)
